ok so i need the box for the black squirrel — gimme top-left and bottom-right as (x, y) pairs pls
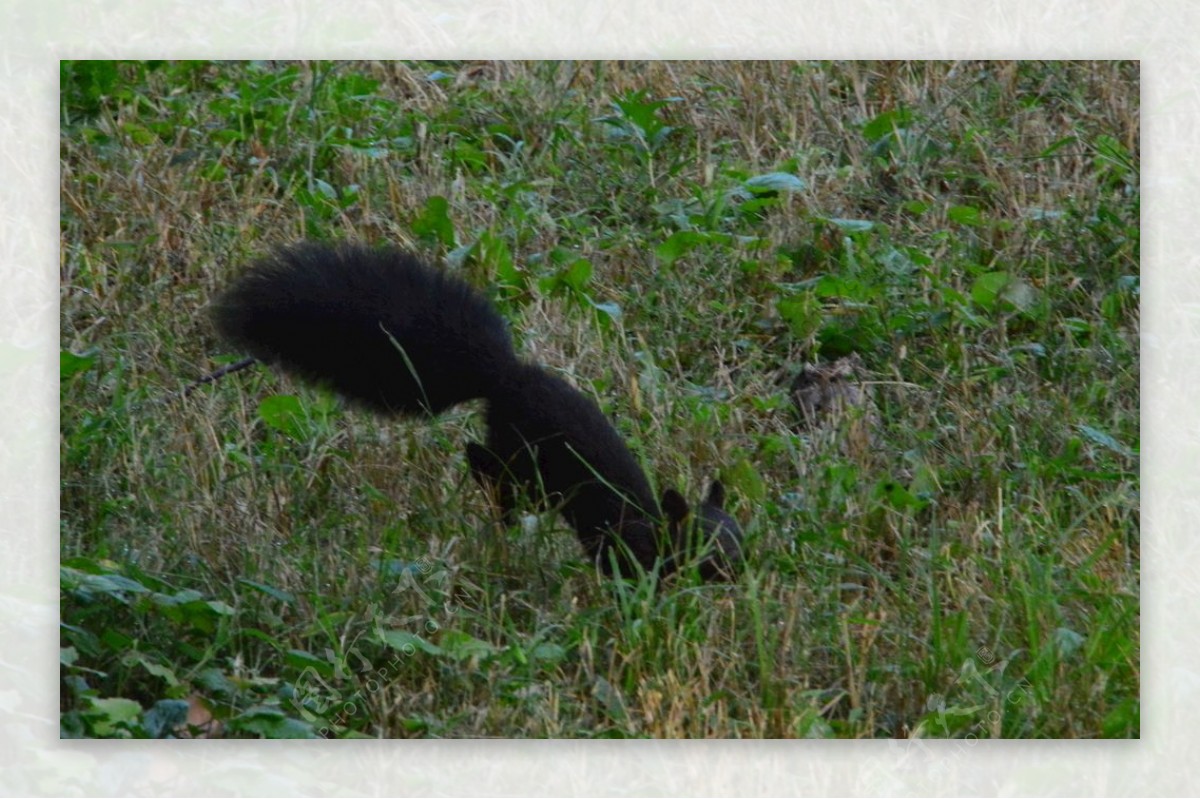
(212, 241), (742, 581)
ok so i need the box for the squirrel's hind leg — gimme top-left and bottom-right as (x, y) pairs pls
(466, 442), (522, 525)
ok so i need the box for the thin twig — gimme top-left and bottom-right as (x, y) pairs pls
(181, 357), (258, 398)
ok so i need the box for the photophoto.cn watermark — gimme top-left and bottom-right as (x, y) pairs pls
(905, 644), (1036, 742)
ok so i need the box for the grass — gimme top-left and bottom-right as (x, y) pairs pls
(59, 60), (1139, 739)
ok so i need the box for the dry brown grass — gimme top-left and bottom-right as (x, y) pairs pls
(61, 60), (1137, 739)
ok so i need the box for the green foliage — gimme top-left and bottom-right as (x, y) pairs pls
(60, 558), (318, 738)
(536, 249), (622, 326)
(598, 89), (681, 159)
(412, 195), (457, 248)
(60, 60), (1139, 739)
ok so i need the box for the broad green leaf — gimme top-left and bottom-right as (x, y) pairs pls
(1078, 424), (1134, 458)
(588, 299), (623, 322)
(378, 629), (443, 657)
(862, 108), (913, 143)
(121, 651), (181, 688)
(822, 217), (874, 233)
(439, 629), (497, 662)
(970, 272), (1036, 313)
(85, 696), (143, 736)
(1053, 627), (1086, 657)
(744, 172), (807, 193)
(656, 230), (708, 266)
(238, 578), (296, 605)
(948, 205), (983, 226)
(61, 350), (97, 380)
(412, 195), (455, 247)
(232, 706), (320, 739)
(257, 395), (307, 439)
(560, 258), (593, 290)
(776, 292), (821, 340)
(286, 649), (335, 678)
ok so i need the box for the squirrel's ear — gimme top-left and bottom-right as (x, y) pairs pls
(705, 480), (727, 508)
(660, 488), (691, 523)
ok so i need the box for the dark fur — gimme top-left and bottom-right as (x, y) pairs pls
(213, 241), (742, 580)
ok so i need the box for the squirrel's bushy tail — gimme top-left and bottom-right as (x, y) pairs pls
(212, 241), (518, 416)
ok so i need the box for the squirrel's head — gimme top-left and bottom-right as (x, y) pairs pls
(661, 481), (744, 581)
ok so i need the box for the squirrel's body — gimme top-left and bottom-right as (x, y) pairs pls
(470, 363), (666, 571)
(213, 241), (741, 580)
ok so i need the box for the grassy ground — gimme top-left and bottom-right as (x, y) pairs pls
(59, 60), (1139, 739)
